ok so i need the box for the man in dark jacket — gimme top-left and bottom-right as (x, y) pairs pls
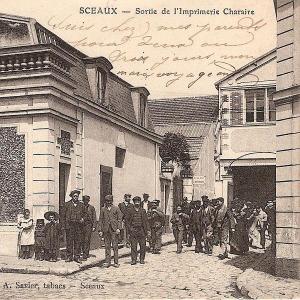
(118, 193), (134, 248)
(81, 195), (97, 260)
(127, 196), (150, 265)
(98, 195), (122, 268)
(214, 197), (236, 259)
(170, 205), (189, 254)
(147, 200), (165, 254)
(63, 189), (85, 263)
(189, 200), (203, 253)
(201, 196), (215, 255)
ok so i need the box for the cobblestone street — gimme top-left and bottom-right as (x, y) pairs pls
(0, 242), (248, 299)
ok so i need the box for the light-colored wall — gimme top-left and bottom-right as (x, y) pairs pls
(220, 125), (276, 161)
(275, 0), (300, 279)
(83, 112), (158, 217)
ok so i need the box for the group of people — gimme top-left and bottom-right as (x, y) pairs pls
(17, 190), (276, 265)
(99, 193), (166, 267)
(230, 199), (276, 254)
(17, 191), (96, 262)
(170, 195), (276, 259)
(171, 196), (235, 259)
(17, 190), (166, 267)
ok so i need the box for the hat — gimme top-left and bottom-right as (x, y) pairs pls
(82, 195), (90, 201)
(124, 193), (131, 198)
(143, 193), (149, 198)
(151, 200), (158, 206)
(133, 196), (142, 203)
(202, 195), (209, 202)
(105, 195), (113, 202)
(44, 211), (59, 221)
(69, 189), (81, 197)
(153, 199), (160, 204)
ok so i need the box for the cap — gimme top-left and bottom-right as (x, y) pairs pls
(133, 196), (142, 203)
(82, 195), (90, 201)
(124, 193), (131, 198)
(105, 195), (113, 202)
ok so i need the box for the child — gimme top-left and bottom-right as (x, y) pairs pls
(44, 211), (61, 262)
(170, 205), (189, 254)
(34, 219), (45, 260)
(17, 209), (35, 259)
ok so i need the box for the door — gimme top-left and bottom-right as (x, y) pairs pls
(100, 165), (113, 210)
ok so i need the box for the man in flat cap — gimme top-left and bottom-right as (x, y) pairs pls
(98, 195), (122, 268)
(118, 193), (134, 248)
(147, 200), (165, 254)
(127, 196), (150, 265)
(201, 195), (215, 255)
(62, 189), (85, 263)
(189, 200), (203, 253)
(81, 195), (97, 261)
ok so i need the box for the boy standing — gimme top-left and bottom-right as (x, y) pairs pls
(44, 211), (61, 262)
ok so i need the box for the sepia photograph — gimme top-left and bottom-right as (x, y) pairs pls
(0, 0), (299, 299)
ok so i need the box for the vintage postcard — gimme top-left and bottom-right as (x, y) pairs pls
(0, 0), (299, 299)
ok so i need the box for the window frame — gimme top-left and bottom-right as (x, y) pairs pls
(244, 87), (276, 124)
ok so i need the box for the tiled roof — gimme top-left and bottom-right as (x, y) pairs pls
(154, 123), (211, 160)
(148, 96), (218, 126)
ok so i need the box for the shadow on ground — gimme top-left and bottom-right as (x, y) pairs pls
(225, 246), (276, 275)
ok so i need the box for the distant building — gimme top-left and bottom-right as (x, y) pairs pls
(0, 13), (161, 256)
(214, 49), (277, 208)
(148, 96), (218, 214)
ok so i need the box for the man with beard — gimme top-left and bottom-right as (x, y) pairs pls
(118, 194), (134, 248)
(98, 195), (122, 268)
(63, 189), (85, 263)
(189, 200), (203, 253)
(127, 196), (150, 265)
(214, 197), (235, 259)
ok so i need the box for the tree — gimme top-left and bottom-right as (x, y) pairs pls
(159, 132), (190, 167)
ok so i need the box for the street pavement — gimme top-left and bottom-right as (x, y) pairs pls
(0, 242), (247, 299)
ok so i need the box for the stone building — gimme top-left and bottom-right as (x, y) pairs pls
(0, 13), (162, 256)
(273, 0), (300, 279)
(148, 96), (218, 215)
(214, 50), (277, 207)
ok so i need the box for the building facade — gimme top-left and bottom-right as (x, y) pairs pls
(148, 96), (218, 215)
(0, 14), (161, 256)
(214, 50), (277, 208)
(273, 0), (300, 279)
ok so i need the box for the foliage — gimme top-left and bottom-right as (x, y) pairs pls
(159, 132), (190, 167)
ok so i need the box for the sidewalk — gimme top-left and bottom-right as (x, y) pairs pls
(0, 233), (175, 276)
(236, 248), (300, 299)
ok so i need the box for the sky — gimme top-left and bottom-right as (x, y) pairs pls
(2, 0), (277, 99)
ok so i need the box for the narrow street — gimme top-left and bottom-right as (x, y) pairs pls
(0, 242), (249, 299)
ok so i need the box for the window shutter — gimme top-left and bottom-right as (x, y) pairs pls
(230, 92), (243, 125)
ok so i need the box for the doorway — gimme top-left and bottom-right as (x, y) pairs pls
(59, 162), (70, 216)
(100, 165), (113, 209)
